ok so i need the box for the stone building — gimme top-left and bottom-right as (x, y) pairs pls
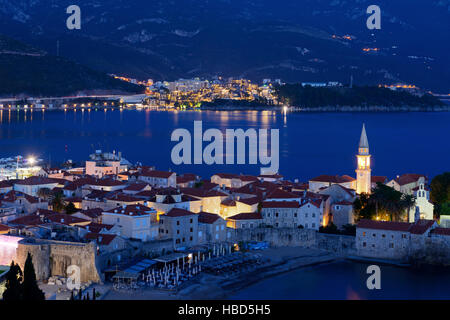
(260, 201), (300, 228)
(158, 208), (198, 248)
(102, 204), (158, 241)
(197, 212), (228, 243)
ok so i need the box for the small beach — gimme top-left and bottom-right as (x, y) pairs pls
(94, 247), (337, 300)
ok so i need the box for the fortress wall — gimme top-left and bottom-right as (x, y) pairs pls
(232, 228), (356, 255)
(16, 240), (101, 283)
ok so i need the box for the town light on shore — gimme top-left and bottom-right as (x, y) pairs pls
(27, 156), (36, 165)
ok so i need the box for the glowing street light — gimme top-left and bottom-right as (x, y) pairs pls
(27, 156), (36, 165)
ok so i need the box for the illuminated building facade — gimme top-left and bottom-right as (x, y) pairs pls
(356, 124), (372, 194)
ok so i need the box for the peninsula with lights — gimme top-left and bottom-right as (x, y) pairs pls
(0, 124), (449, 300)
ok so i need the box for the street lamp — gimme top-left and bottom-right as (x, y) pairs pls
(27, 156), (36, 165)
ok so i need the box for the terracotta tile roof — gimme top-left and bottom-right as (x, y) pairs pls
(181, 187), (228, 198)
(165, 208), (196, 217)
(105, 205), (155, 216)
(310, 175), (355, 183)
(0, 224), (10, 233)
(199, 180), (219, 190)
(409, 219), (436, 235)
(14, 176), (60, 186)
(371, 176), (387, 184)
(431, 227), (450, 236)
(357, 219), (411, 232)
(88, 178), (125, 187)
(395, 174), (426, 186)
(9, 209), (89, 227)
(24, 194), (41, 204)
(198, 212), (221, 224)
(85, 232), (116, 245)
(300, 198), (323, 208)
(78, 208), (103, 219)
(262, 201), (300, 208)
(213, 173), (237, 179)
(64, 197), (82, 203)
(221, 198), (236, 206)
(106, 193), (142, 203)
(135, 190), (158, 198)
(0, 181), (13, 188)
(176, 174), (198, 184)
(258, 173), (283, 179)
(84, 222), (114, 233)
(237, 196), (261, 206)
(123, 183), (149, 191)
(266, 188), (299, 199)
(239, 175), (259, 182)
(227, 212), (262, 220)
(140, 170), (174, 179)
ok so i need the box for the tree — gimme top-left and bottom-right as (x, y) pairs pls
(65, 202), (77, 215)
(341, 224), (356, 236)
(319, 223), (339, 234)
(2, 261), (23, 301)
(22, 252), (45, 300)
(354, 183), (415, 222)
(51, 190), (65, 212)
(430, 172), (450, 217)
(353, 193), (376, 221)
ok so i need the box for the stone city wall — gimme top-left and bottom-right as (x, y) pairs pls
(232, 227), (356, 255)
(16, 239), (101, 283)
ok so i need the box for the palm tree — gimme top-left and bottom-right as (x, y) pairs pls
(400, 194), (416, 221)
(51, 191), (65, 212)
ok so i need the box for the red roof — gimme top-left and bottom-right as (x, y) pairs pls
(88, 179), (125, 187)
(14, 176), (59, 186)
(140, 170), (174, 179)
(0, 224), (10, 232)
(165, 208), (196, 217)
(258, 173), (283, 179)
(431, 227), (450, 236)
(221, 198), (236, 206)
(262, 201), (299, 208)
(84, 222), (114, 233)
(85, 232), (116, 245)
(213, 173), (237, 179)
(237, 196), (261, 206)
(105, 204), (154, 216)
(395, 174), (426, 186)
(78, 208), (103, 219)
(0, 181), (13, 189)
(310, 175), (355, 183)
(266, 188), (299, 199)
(123, 183), (149, 191)
(181, 187), (228, 198)
(371, 176), (387, 184)
(106, 193), (142, 203)
(239, 175), (258, 182)
(357, 219), (411, 232)
(300, 198), (323, 208)
(409, 220), (436, 235)
(198, 212), (221, 224)
(228, 212), (262, 220)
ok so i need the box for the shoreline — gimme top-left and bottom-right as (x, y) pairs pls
(1, 104), (449, 113)
(176, 247), (340, 300)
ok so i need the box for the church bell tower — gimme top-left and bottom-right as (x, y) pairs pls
(356, 124), (371, 194)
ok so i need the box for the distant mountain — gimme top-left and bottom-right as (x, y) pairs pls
(0, 0), (448, 92)
(0, 34), (144, 97)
